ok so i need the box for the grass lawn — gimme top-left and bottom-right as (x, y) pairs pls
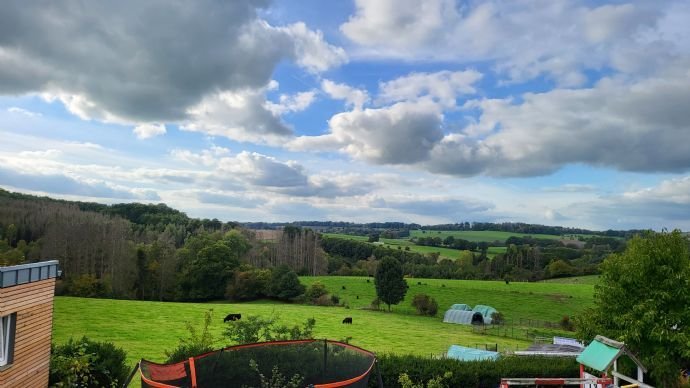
(302, 276), (593, 323)
(53, 296), (530, 367)
(323, 233), (473, 260)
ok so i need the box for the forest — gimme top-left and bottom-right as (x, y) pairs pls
(0, 189), (326, 301)
(0, 187), (628, 299)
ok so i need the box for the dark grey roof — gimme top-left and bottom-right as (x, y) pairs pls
(0, 260), (59, 288)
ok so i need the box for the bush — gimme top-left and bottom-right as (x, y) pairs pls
(50, 337), (128, 388)
(226, 269), (271, 301)
(313, 294), (335, 306)
(305, 282), (329, 300)
(370, 354), (578, 387)
(330, 294), (340, 305)
(267, 265), (305, 301)
(370, 297), (381, 310)
(66, 274), (109, 298)
(411, 294), (438, 317)
(165, 309), (217, 363)
(559, 315), (574, 331)
(224, 314), (316, 345)
(491, 311), (505, 325)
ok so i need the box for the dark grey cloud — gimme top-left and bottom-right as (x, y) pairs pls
(0, 1), (343, 129)
(0, 167), (159, 200)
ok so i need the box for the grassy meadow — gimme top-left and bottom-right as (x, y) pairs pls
(302, 276), (594, 323)
(409, 230), (562, 242)
(541, 275), (600, 285)
(52, 276), (594, 368)
(53, 296), (530, 367)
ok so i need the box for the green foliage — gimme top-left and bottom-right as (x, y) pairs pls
(226, 269), (271, 301)
(224, 314), (316, 345)
(305, 281), (329, 300)
(399, 371), (452, 388)
(546, 259), (577, 278)
(49, 337), (128, 388)
(178, 241), (241, 300)
(372, 354), (578, 387)
(491, 311), (505, 325)
(66, 274), (109, 298)
(559, 315), (574, 331)
(375, 257), (408, 311)
(411, 294), (438, 317)
(576, 231), (690, 386)
(268, 265), (305, 301)
(248, 359), (304, 388)
(165, 310), (217, 363)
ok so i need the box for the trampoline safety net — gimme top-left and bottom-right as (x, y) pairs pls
(140, 339), (377, 388)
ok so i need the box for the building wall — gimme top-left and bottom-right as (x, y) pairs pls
(0, 277), (55, 388)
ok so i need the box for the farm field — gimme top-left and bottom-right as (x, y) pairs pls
(410, 230), (562, 242)
(541, 275), (600, 285)
(52, 296), (530, 368)
(301, 276), (594, 323)
(323, 233), (477, 260)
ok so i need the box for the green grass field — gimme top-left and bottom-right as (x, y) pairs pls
(53, 296), (531, 368)
(302, 277), (594, 324)
(323, 233), (476, 260)
(410, 230), (562, 242)
(541, 275), (600, 285)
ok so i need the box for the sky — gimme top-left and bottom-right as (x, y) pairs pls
(1, 0), (690, 230)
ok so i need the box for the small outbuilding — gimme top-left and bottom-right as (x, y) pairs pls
(449, 303), (471, 311)
(443, 309), (485, 325)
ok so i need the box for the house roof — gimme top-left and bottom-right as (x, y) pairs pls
(0, 260), (59, 288)
(447, 345), (499, 361)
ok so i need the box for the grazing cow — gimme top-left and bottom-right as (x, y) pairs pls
(417, 281), (422, 285)
(224, 313), (242, 322)
(342, 317), (353, 324)
(505, 279), (510, 285)
(366, 279), (371, 283)
(342, 285), (346, 290)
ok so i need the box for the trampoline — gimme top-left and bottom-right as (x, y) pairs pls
(139, 339), (380, 388)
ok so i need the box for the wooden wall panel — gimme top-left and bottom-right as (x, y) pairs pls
(0, 277), (55, 388)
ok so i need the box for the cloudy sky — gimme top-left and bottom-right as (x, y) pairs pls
(1, 0), (690, 230)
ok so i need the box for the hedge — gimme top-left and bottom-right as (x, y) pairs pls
(370, 354), (579, 387)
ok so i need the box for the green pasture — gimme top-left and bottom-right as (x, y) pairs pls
(301, 276), (593, 323)
(541, 275), (600, 285)
(410, 230), (562, 243)
(53, 296), (530, 367)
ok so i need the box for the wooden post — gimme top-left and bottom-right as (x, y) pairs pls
(613, 360), (619, 387)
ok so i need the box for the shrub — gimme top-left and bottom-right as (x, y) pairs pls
(305, 282), (328, 300)
(399, 372), (453, 388)
(165, 310), (216, 363)
(249, 359), (304, 388)
(411, 294), (438, 317)
(226, 269), (271, 301)
(313, 294), (335, 306)
(66, 274), (108, 298)
(330, 294), (340, 305)
(224, 314), (316, 345)
(559, 315), (574, 331)
(370, 297), (381, 310)
(49, 337), (128, 388)
(370, 354), (578, 387)
(267, 265), (305, 301)
(491, 311), (505, 325)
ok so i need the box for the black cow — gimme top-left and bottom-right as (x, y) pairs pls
(342, 317), (352, 324)
(224, 313), (242, 322)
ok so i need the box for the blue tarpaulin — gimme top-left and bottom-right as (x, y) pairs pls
(446, 345), (500, 361)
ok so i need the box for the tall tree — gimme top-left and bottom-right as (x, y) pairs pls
(375, 256), (408, 311)
(576, 231), (690, 386)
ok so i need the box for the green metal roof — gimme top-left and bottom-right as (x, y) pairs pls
(576, 338), (621, 371)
